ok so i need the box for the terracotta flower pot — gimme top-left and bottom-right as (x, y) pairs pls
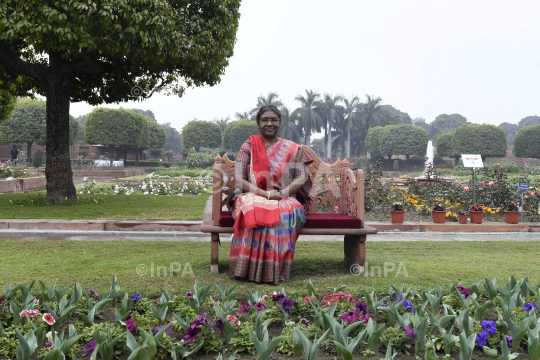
(505, 211), (520, 224)
(390, 210), (405, 224)
(458, 214), (468, 224)
(432, 210), (446, 223)
(163, 162), (172, 168)
(469, 211), (485, 224)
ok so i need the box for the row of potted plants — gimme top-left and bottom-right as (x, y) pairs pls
(390, 201), (522, 224)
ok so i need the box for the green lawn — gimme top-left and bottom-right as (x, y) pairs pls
(0, 193), (209, 220)
(1, 240), (539, 297)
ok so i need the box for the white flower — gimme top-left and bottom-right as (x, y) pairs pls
(143, 192), (148, 195)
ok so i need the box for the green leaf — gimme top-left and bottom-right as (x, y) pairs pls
(43, 348), (65, 360)
(483, 346), (498, 358)
(127, 348), (150, 360)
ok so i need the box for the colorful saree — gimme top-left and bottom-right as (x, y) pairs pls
(229, 136), (313, 284)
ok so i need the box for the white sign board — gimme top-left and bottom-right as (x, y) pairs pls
(461, 154), (484, 168)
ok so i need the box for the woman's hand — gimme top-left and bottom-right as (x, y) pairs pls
(268, 190), (284, 201)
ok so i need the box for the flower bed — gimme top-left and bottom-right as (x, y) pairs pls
(0, 161), (34, 179)
(77, 178), (209, 196)
(1, 276), (539, 359)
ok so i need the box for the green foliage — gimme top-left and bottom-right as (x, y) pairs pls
(428, 114), (468, 140)
(147, 120), (166, 150)
(32, 149), (43, 168)
(124, 161), (162, 167)
(393, 160), (400, 172)
(0, 99), (46, 144)
(499, 122), (519, 146)
(379, 124), (429, 156)
(365, 126), (384, 155)
(9, 193), (104, 206)
(0, 88), (16, 125)
(453, 124), (507, 158)
(436, 132), (455, 158)
(162, 123), (183, 154)
(514, 125), (540, 159)
(518, 116), (540, 129)
(223, 119), (259, 153)
(85, 108), (146, 148)
(183, 120), (223, 150)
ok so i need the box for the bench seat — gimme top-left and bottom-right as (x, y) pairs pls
(218, 211), (364, 229)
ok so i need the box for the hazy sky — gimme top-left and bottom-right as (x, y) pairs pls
(70, 0), (540, 134)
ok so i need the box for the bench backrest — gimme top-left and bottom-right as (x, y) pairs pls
(211, 145), (365, 226)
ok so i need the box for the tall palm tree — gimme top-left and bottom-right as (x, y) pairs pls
(321, 94), (343, 158)
(279, 107), (303, 143)
(250, 92), (283, 118)
(235, 111), (250, 120)
(356, 94), (385, 154)
(214, 116), (230, 132)
(294, 90), (323, 147)
(342, 95), (359, 158)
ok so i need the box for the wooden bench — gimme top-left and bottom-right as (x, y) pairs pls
(200, 145), (378, 273)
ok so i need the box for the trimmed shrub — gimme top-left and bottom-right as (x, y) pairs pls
(514, 124), (540, 159)
(453, 124), (507, 159)
(186, 148), (217, 169)
(436, 132), (455, 158)
(125, 160), (162, 167)
(32, 148), (43, 168)
(223, 119), (259, 153)
(182, 120), (222, 150)
(379, 124), (429, 159)
(365, 126), (384, 155)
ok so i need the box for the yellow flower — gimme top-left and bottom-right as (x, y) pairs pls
(491, 211), (495, 214)
(496, 209), (499, 213)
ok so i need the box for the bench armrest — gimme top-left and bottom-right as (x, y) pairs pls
(342, 168), (365, 224)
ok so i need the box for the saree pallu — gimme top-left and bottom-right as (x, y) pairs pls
(229, 138), (312, 284)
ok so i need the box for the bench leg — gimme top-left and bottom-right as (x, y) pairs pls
(344, 235), (366, 274)
(211, 233), (219, 273)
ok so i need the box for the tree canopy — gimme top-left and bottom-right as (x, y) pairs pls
(84, 108), (146, 148)
(379, 125), (428, 158)
(0, 0), (241, 203)
(365, 126), (385, 155)
(518, 116), (540, 129)
(148, 120), (167, 150)
(514, 125), (540, 159)
(435, 132), (455, 158)
(223, 119), (259, 153)
(453, 124), (507, 159)
(183, 120), (223, 151)
(162, 122), (183, 154)
(428, 114), (468, 140)
(499, 122), (519, 146)
(0, 87), (16, 124)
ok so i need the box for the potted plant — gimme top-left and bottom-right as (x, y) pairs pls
(162, 150), (175, 168)
(458, 208), (468, 224)
(432, 202), (446, 223)
(390, 202), (405, 224)
(505, 201), (520, 224)
(469, 203), (485, 224)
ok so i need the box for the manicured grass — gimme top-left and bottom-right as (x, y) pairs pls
(0, 193), (209, 220)
(1, 240), (539, 296)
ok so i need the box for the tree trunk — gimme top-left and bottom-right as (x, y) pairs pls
(117, 147), (121, 161)
(110, 146), (113, 166)
(346, 125), (351, 159)
(124, 146), (128, 167)
(406, 154), (410, 172)
(135, 151), (139, 166)
(327, 123), (332, 159)
(305, 124), (311, 147)
(324, 125), (328, 158)
(26, 141), (33, 162)
(44, 76), (77, 204)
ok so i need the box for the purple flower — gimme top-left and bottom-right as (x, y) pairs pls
(86, 339), (97, 356)
(85, 288), (99, 298)
(342, 310), (360, 324)
(236, 303), (250, 314)
(524, 302), (539, 313)
(279, 296), (293, 313)
(293, 301), (298, 308)
(255, 302), (265, 312)
(401, 326), (416, 339)
(186, 291), (193, 298)
(300, 318), (310, 325)
(356, 301), (368, 314)
(184, 324), (201, 344)
(131, 293), (142, 302)
(476, 332), (488, 347)
(402, 300), (415, 313)
(154, 324), (172, 335)
(481, 320), (497, 335)
(213, 318), (225, 333)
(360, 313), (371, 323)
(272, 293), (285, 302)
(44, 341), (53, 349)
(504, 335), (512, 348)
(456, 285), (470, 298)
(0, 296), (5, 302)
(126, 317), (138, 332)
(397, 295), (403, 301)
(192, 314), (207, 326)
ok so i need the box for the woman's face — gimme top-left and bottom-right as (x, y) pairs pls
(258, 110), (281, 138)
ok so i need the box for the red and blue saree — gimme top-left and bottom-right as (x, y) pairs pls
(229, 135), (313, 284)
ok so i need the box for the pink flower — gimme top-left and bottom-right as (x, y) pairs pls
(532, 192), (536, 196)
(359, 313), (371, 323)
(488, 182), (494, 187)
(226, 315), (237, 324)
(322, 300), (331, 307)
(19, 310), (32, 318)
(500, 166), (503, 169)
(334, 205), (339, 213)
(464, 186), (470, 192)
(304, 296), (313, 303)
(43, 313), (55, 325)
(44, 341), (53, 349)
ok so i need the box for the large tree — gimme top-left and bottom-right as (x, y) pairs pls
(162, 122), (183, 154)
(0, 0), (240, 204)
(499, 122), (519, 146)
(279, 107), (303, 144)
(250, 92), (283, 118)
(428, 114), (468, 140)
(518, 115), (540, 129)
(342, 95), (360, 158)
(223, 119), (259, 153)
(214, 117), (231, 132)
(436, 132), (456, 159)
(321, 94), (343, 158)
(295, 90), (323, 147)
(379, 125), (429, 169)
(453, 124), (507, 161)
(0, 86), (16, 124)
(183, 120), (223, 151)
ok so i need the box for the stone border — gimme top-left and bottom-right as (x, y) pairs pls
(0, 177), (46, 193)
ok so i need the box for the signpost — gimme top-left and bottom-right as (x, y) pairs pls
(461, 154), (484, 204)
(518, 183), (530, 222)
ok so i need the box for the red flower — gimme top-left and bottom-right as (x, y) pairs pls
(500, 166), (503, 169)
(304, 296), (313, 303)
(43, 313), (55, 325)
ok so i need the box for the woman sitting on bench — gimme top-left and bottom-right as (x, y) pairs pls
(229, 105), (313, 284)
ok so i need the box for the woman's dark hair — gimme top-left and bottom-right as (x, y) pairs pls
(256, 105), (282, 124)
